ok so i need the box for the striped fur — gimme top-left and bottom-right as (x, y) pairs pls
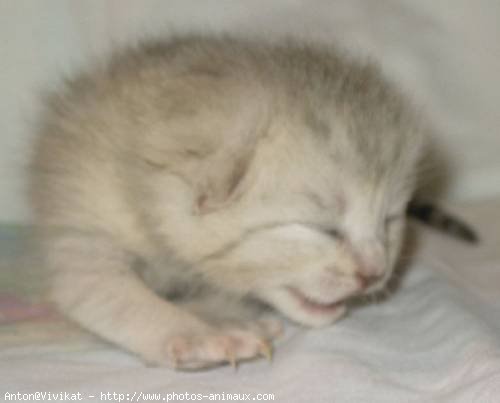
(407, 200), (478, 243)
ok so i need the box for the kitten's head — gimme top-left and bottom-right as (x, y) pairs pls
(184, 101), (425, 327)
(165, 98), (422, 326)
(147, 57), (425, 327)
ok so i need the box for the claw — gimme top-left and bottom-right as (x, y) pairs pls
(259, 341), (273, 363)
(170, 355), (179, 369)
(226, 348), (238, 371)
(167, 344), (181, 369)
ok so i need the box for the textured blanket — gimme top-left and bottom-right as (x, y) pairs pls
(0, 200), (499, 402)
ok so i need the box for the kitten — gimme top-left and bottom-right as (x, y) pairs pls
(29, 35), (426, 369)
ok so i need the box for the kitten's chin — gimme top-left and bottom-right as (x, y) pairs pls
(257, 287), (348, 328)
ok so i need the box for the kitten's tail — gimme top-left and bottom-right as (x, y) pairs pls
(407, 199), (479, 244)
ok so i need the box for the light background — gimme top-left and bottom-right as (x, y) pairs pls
(1, 0), (499, 223)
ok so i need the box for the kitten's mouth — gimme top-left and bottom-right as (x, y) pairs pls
(286, 287), (345, 315)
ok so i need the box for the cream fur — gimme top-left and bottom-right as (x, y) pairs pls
(29, 35), (425, 369)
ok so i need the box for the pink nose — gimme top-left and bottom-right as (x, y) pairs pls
(355, 254), (385, 289)
(355, 241), (386, 278)
(359, 262), (384, 277)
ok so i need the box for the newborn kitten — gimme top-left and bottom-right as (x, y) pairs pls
(29, 35), (425, 369)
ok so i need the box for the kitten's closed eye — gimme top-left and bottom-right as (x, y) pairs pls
(321, 215), (402, 241)
(322, 227), (344, 240)
(324, 228), (344, 239)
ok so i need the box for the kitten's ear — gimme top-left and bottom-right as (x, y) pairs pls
(140, 134), (257, 214)
(189, 91), (268, 214)
(194, 136), (256, 214)
(139, 78), (269, 214)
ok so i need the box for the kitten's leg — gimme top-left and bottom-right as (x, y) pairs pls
(168, 289), (283, 367)
(178, 290), (283, 337)
(45, 231), (280, 369)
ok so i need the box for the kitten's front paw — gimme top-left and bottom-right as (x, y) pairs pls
(165, 319), (282, 370)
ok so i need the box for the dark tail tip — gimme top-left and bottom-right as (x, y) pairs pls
(407, 200), (479, 245)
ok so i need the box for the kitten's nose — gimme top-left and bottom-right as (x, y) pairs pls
(354, 241), (386, 288)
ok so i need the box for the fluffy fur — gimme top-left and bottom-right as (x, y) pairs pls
(29, 35), (426, 369)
